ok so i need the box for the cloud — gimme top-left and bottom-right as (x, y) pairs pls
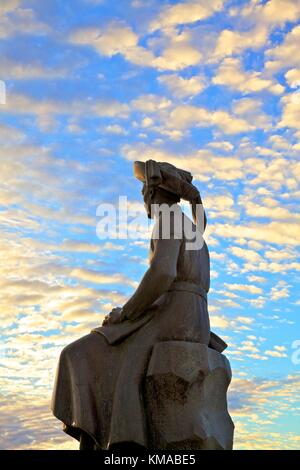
(247, 275), (267, 283)
(240, 158), (300, 191)
(239, 194), (300, 221)
(213, 58), (284, 95)
(270, 284), (290, 300)
(265, 347), (288, 358)
(0, 5), (49, 38)
(210, 313), (255, 331)
(0, 123), (25, 143)
(0, 129), (113, 239)
(244, 260), (300, 274)
(213, 26), (268, 59)
(231, 98), (274, 132)
(123, 143), (245, 181)
(0, 92), (129, 129)
(285, 68), (300, 88)
(158, 73), (206, 98)
(279, 90), (300, 130)
(0, 230), (131, 328)
(0, 0), (21, 15)
(207, 140), (234, 152)
(149, 0), (225, 32)
(204, 194), (239, 220)
(213, 220), (300, 246)
(268, 134), (292, 149)
(167, 104), (254, 134)
(204, 194), (235, 211)
(239, 0), (300, 28)
(121, 95), (256, 138)
(229, 374), (300, 441)
(104, 124), (129, 135)
(225, 283), (263, 295)
(131, 94), (171, 112)
(265, 248), (296, 261)
(265, 24), (300, 73)
(70, 267), (137, 288)
(70, 22), (203, 71)
(70, 22), (160, 67)
(154, 40), (202, 70)
(230, 246), (263, 264)
(71, 22), (138, 56)
(214, 0), (300, 62)
(0, 393), (77, 449)
(58, 240), (101, 253)
(0, 58), (68, 80)
(122, 143), (284, 185)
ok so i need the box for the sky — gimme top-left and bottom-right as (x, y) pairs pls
(0, 0), (300, 450)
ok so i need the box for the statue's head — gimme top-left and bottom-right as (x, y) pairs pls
(134, 159), (206, 228)
(142, 183), (180, 219)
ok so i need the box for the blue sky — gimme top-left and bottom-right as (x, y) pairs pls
(0, 0), (300, 449)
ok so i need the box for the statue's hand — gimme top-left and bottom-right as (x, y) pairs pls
(102, 307), (123, 326)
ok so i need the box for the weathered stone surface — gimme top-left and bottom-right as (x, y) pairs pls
(145, 341), (234, 450)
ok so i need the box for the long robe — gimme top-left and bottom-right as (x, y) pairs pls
(51, 212), (210, 449)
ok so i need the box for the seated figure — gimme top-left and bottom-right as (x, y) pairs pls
(52, 160), (234, 450)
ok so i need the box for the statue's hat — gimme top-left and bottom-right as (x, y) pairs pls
(133, 160), (206, 228)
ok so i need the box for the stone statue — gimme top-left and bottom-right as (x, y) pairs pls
(52, 160), (234, 450)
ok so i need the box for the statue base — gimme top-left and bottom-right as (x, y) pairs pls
(145, 341), (234, 450)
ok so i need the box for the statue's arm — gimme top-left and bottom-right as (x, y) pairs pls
(120, 237), (181, 321)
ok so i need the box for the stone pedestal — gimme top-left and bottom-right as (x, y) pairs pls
(145, 341), (234, 450)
